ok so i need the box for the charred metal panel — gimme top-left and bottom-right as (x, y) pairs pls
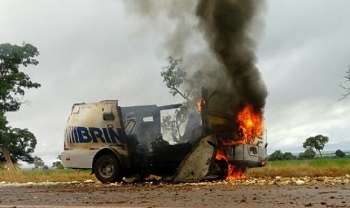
(173, 135), (217, 182)
(120, 105), (161, 151)
(150, 142), (192, 176)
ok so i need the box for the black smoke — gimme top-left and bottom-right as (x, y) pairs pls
(196, 0), (267, 113)
(123, 0), (267, 114)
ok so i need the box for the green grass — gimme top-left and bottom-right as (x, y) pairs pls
(0, 169), (96, 183)
(247, 158), (350, 178)
(1, 158), (350, 183)
(267, 158), (350, 167)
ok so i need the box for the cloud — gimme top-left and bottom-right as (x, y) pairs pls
(256, 0), (350, 154)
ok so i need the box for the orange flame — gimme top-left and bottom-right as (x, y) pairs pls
(219, 105), (264, 146)
(214, 105), (263, 180)
(236, 105), (264, 144)
(215, 149), (246, 180)
(197, 99), (205, 112)
(226, 165), (246, 180)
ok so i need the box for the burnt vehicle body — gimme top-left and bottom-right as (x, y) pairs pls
(200, 89), (267, 169)
(61, 91), (267, 183)
(120, 104), (193, 178)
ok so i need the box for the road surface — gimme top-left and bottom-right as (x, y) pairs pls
(0, 176), (350, 207)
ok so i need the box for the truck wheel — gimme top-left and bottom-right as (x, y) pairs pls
(94, 154), (123, 183)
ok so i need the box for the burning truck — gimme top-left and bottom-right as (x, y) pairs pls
(61, 89), (267, 183)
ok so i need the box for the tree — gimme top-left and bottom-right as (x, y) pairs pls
(283, 152), (296, 160)
(0, 43), (40, 170)
(268, 150), (284, 161)
(52, 155), (64, 169)
(52, 161), (64, 169)
(335, 149), (346, 158)
(299, 148), (316, 160)
(301, 148), (316, 159)
(0, 127), (37, 163)
(33, 156), (48, 170)
(298, 152), (304, 159)
(160, 57), (203, 140)
(161, 57), (203, 101)
(161, 57), (188, 100)
(303, 135), (329, 157)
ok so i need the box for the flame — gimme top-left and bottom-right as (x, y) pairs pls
(226, 165), (246, 180)
(215, 149), (246, 180)
(236, 105), (264, 144)
(214, 105), (263, 180)
(197, 99), (205, 112)
(215, 149), (227, 161)
(219, 105), (264, 146)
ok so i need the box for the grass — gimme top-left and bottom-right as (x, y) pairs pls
(0, 169), (96, 183)
(1, 158), (350, 183)
(247, 158), (350, 178)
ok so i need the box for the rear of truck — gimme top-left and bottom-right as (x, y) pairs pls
(172, 89), (267, 182)
(197, 90), (267, 179)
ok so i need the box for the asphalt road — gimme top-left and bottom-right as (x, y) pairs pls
(0, 176), (350, 207)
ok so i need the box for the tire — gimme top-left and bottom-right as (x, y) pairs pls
(93, 154), (123, 183)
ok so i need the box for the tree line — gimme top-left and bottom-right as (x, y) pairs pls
(269, 134), (348, 161)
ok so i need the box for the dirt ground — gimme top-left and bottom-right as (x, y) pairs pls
(0, 176), (350, 208)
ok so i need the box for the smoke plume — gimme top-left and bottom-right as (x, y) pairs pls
(124, 0), (267, 113)
(196, 0), (267, 112)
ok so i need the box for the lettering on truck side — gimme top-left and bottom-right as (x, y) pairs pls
(65, 126), (125, 144)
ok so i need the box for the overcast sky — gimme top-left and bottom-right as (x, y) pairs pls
(1, 0), (350, 166)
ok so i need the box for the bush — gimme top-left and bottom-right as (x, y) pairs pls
(335, 149), (346, 158)
(268, 150), (284, 161)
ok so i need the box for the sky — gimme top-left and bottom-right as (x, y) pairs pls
(1, 0), (350, 167)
